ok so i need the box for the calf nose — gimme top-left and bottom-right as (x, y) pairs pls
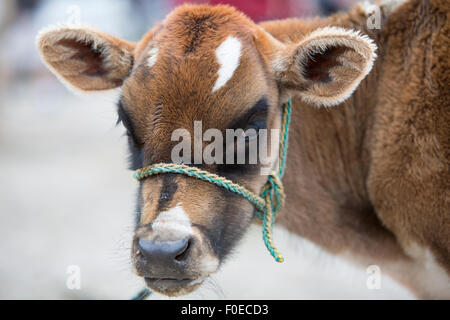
(137, 237), (190, 264)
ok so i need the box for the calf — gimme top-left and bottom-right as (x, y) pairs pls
(37, 0), (449, 298)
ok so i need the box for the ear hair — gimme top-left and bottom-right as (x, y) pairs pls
(273, 26), (377, 107)
(36, 24), (135, 93)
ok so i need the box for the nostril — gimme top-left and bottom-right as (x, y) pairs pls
(135, 248), (142, 257)
(175, 238), (192, 262)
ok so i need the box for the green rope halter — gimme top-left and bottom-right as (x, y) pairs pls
(131, 100), (291, 300)
(133, 100), (292, 263)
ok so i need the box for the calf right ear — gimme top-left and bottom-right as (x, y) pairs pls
(36, 26), (135, 92)
(270, 27), (377, 107)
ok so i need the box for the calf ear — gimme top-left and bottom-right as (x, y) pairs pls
(273, 27), (377, 107)
(36, 26), (135, 92)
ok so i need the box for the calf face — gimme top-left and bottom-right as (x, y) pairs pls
(37, 4), (376, 296)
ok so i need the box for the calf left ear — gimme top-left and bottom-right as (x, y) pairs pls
(273, 27), (377, 107)
(36, 25), (135, 92)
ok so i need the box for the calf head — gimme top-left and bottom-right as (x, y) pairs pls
(37, 4), (376, 296)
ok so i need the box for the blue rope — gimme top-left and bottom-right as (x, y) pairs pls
(131, 288), (152, 300)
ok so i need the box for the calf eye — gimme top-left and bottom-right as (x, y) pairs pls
(242, 117), (266, 141)
(125, 130), (140, 146)
(117, 117), (141, 147)
(117, 100), (142, 147)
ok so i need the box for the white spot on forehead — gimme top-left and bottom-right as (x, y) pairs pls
(211, 36), (242, 93)
(147, 47), (159, 68)
(151, 204), (192, 240)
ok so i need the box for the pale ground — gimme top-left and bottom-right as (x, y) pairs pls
(0, 79), (414, 299)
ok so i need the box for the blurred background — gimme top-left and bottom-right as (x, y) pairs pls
(0, 0), (413, 299)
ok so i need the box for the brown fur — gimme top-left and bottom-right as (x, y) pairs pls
(37, 0), (450, 298)
(265, 0), (450, 298)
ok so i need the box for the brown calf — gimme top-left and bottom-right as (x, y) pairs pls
(37, 0), (449, 298)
